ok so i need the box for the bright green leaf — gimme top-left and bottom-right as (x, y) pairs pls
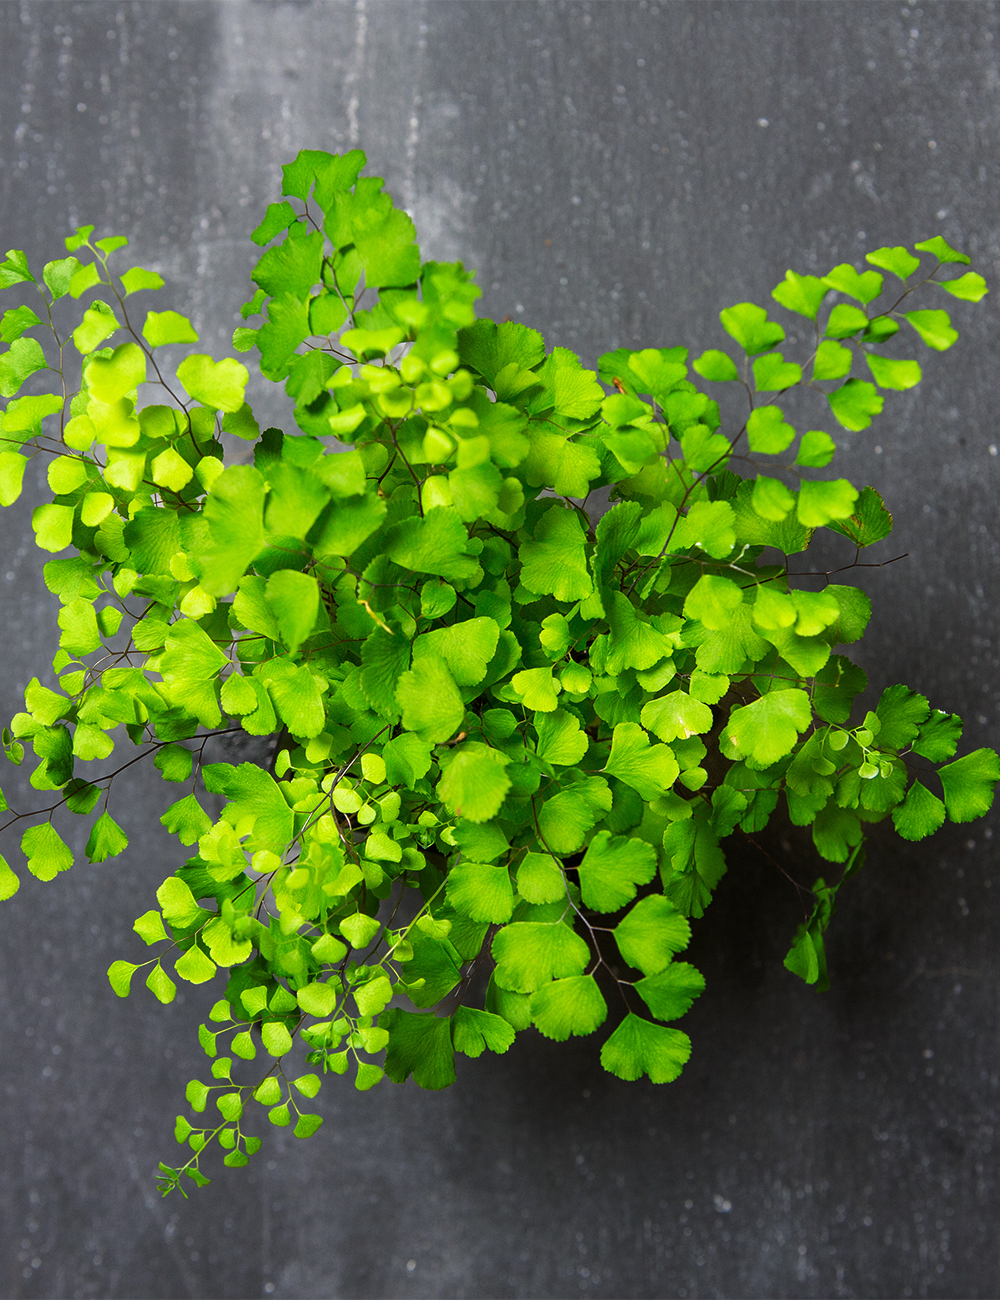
(612, 895), (690, 975)
(577, 830), (657, 913)
(531, 975), (607, 1041)
(600, 1013), (692, 1083)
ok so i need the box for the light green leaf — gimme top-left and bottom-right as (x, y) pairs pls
(904, 309), (958, 351)
(120, 266), (164, 296)
(0, 855), (20, 901)
(936, 272), (988, 303)
(516, 853), (565, 905)
(866, 354), (921, 391)
(822, 263), (883, 304)
(772, 270), (828, 320)
(202, 917), (252, 968)
(518, 504), (592, 602)
(874, 683), (929, 749)
(746, 405), (796, 454)
(382, 732), (433, 789)
(154, 744), (194, 784)
(535, 710), (589, 766)
(32, 504), (76, 553)
(176, 354), (248, 412)
(192, 465), (266, 596)
(201, 760), (295, 853)
(577, 830), (657, 913)
(67, 260), (100, 296)
(73, 301), (119, 354)
(795, 430), (837, 468)
(107, 960), (138, 997)
(784, 926), (822, 985)
(261, 1021), (294, 1056)
(156, 875), (205, 927)
(613, 894), (690, 975)
(824, 303), (869, 339)
(396, 654), (465, 744)
(0, 248), (36, 288)
(938, 749), (1000, 823)
(146, 964), (177, 1004)
(753, 352), (802, 392)
(160, 793), (213, 846)
(811, 803), (863, 863)
(914, 235), (970, 265)
(634, 962), (705, 1022)
(3, 392), (64, 441)
(862, 316), (900, 344)
(264, 569), (319, 654)
(827, 378), (884, 431)
(438, 744), (511, 823)
(812, 340), (853, 382)
(511, 666), (561, 712)
(683, 574), (743, 630)
(722, 689), (812, 766)
(826, 486), (892, 548)
(354, 975), (393, 1016)
(451, 1006), (516, 1058)
(600, 1013), (692, 1083)
(57, 598), (101, 655)
(313, 493), (387, 557)
(134, 909), (169, 945)
(0, 451), (28, 506)
(159, 619), (229, 727)
(491, 920), (590, 994)
(912, 710), (963, 763)
(720, 302), (785, 354)
(72, 723), (114, 764)
(253, 227), (324, 298)
(604, 722), (679, 801)
(21, 823), (73, 881)
(385, 506), (479, 582)
(892, 781), (947, 841)
(175, 944), (217, 985)
(531, 974), (607, 1041)
(142, 310), (199, 348)
(866, 246), (921, 281)
(251, 200), (298, 246)
(751, 474), (796, 521)
(85, 811), (129, 863)
(641, 691), (713, 743)
(675, 500), (736, 559)
(414, 616), (500, 687)
(355, 206), (420, 290)
(340, 912), (381, 949)
(256, 292), (309, 371)
(446, 862), (514, 923)
(692, 349), (739, 382)
(0, 338), (47, 400)
(796, 478), (859, 528)
(1, 304), (42, 343)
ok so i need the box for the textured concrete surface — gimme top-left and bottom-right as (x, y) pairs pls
(1, 2), (999, 1296)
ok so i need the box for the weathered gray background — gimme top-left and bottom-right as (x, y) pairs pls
(1, 2), (998, 1296)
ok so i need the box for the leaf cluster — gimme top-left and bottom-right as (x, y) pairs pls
(0, 153), (994, 1195)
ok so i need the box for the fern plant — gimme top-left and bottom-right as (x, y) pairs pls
(0, 148), (995, 1196)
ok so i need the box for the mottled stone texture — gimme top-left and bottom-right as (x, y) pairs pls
(1, 3), (998, 1297)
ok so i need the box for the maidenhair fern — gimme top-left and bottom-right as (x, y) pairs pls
(0, 149), (994, 1195)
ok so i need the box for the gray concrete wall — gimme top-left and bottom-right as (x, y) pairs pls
(1, 2), (998, 1296)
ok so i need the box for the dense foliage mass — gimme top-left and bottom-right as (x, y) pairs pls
(0, 149), (995, 1194)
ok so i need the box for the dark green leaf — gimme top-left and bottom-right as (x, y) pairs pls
(383, 1009), (456, 1089)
